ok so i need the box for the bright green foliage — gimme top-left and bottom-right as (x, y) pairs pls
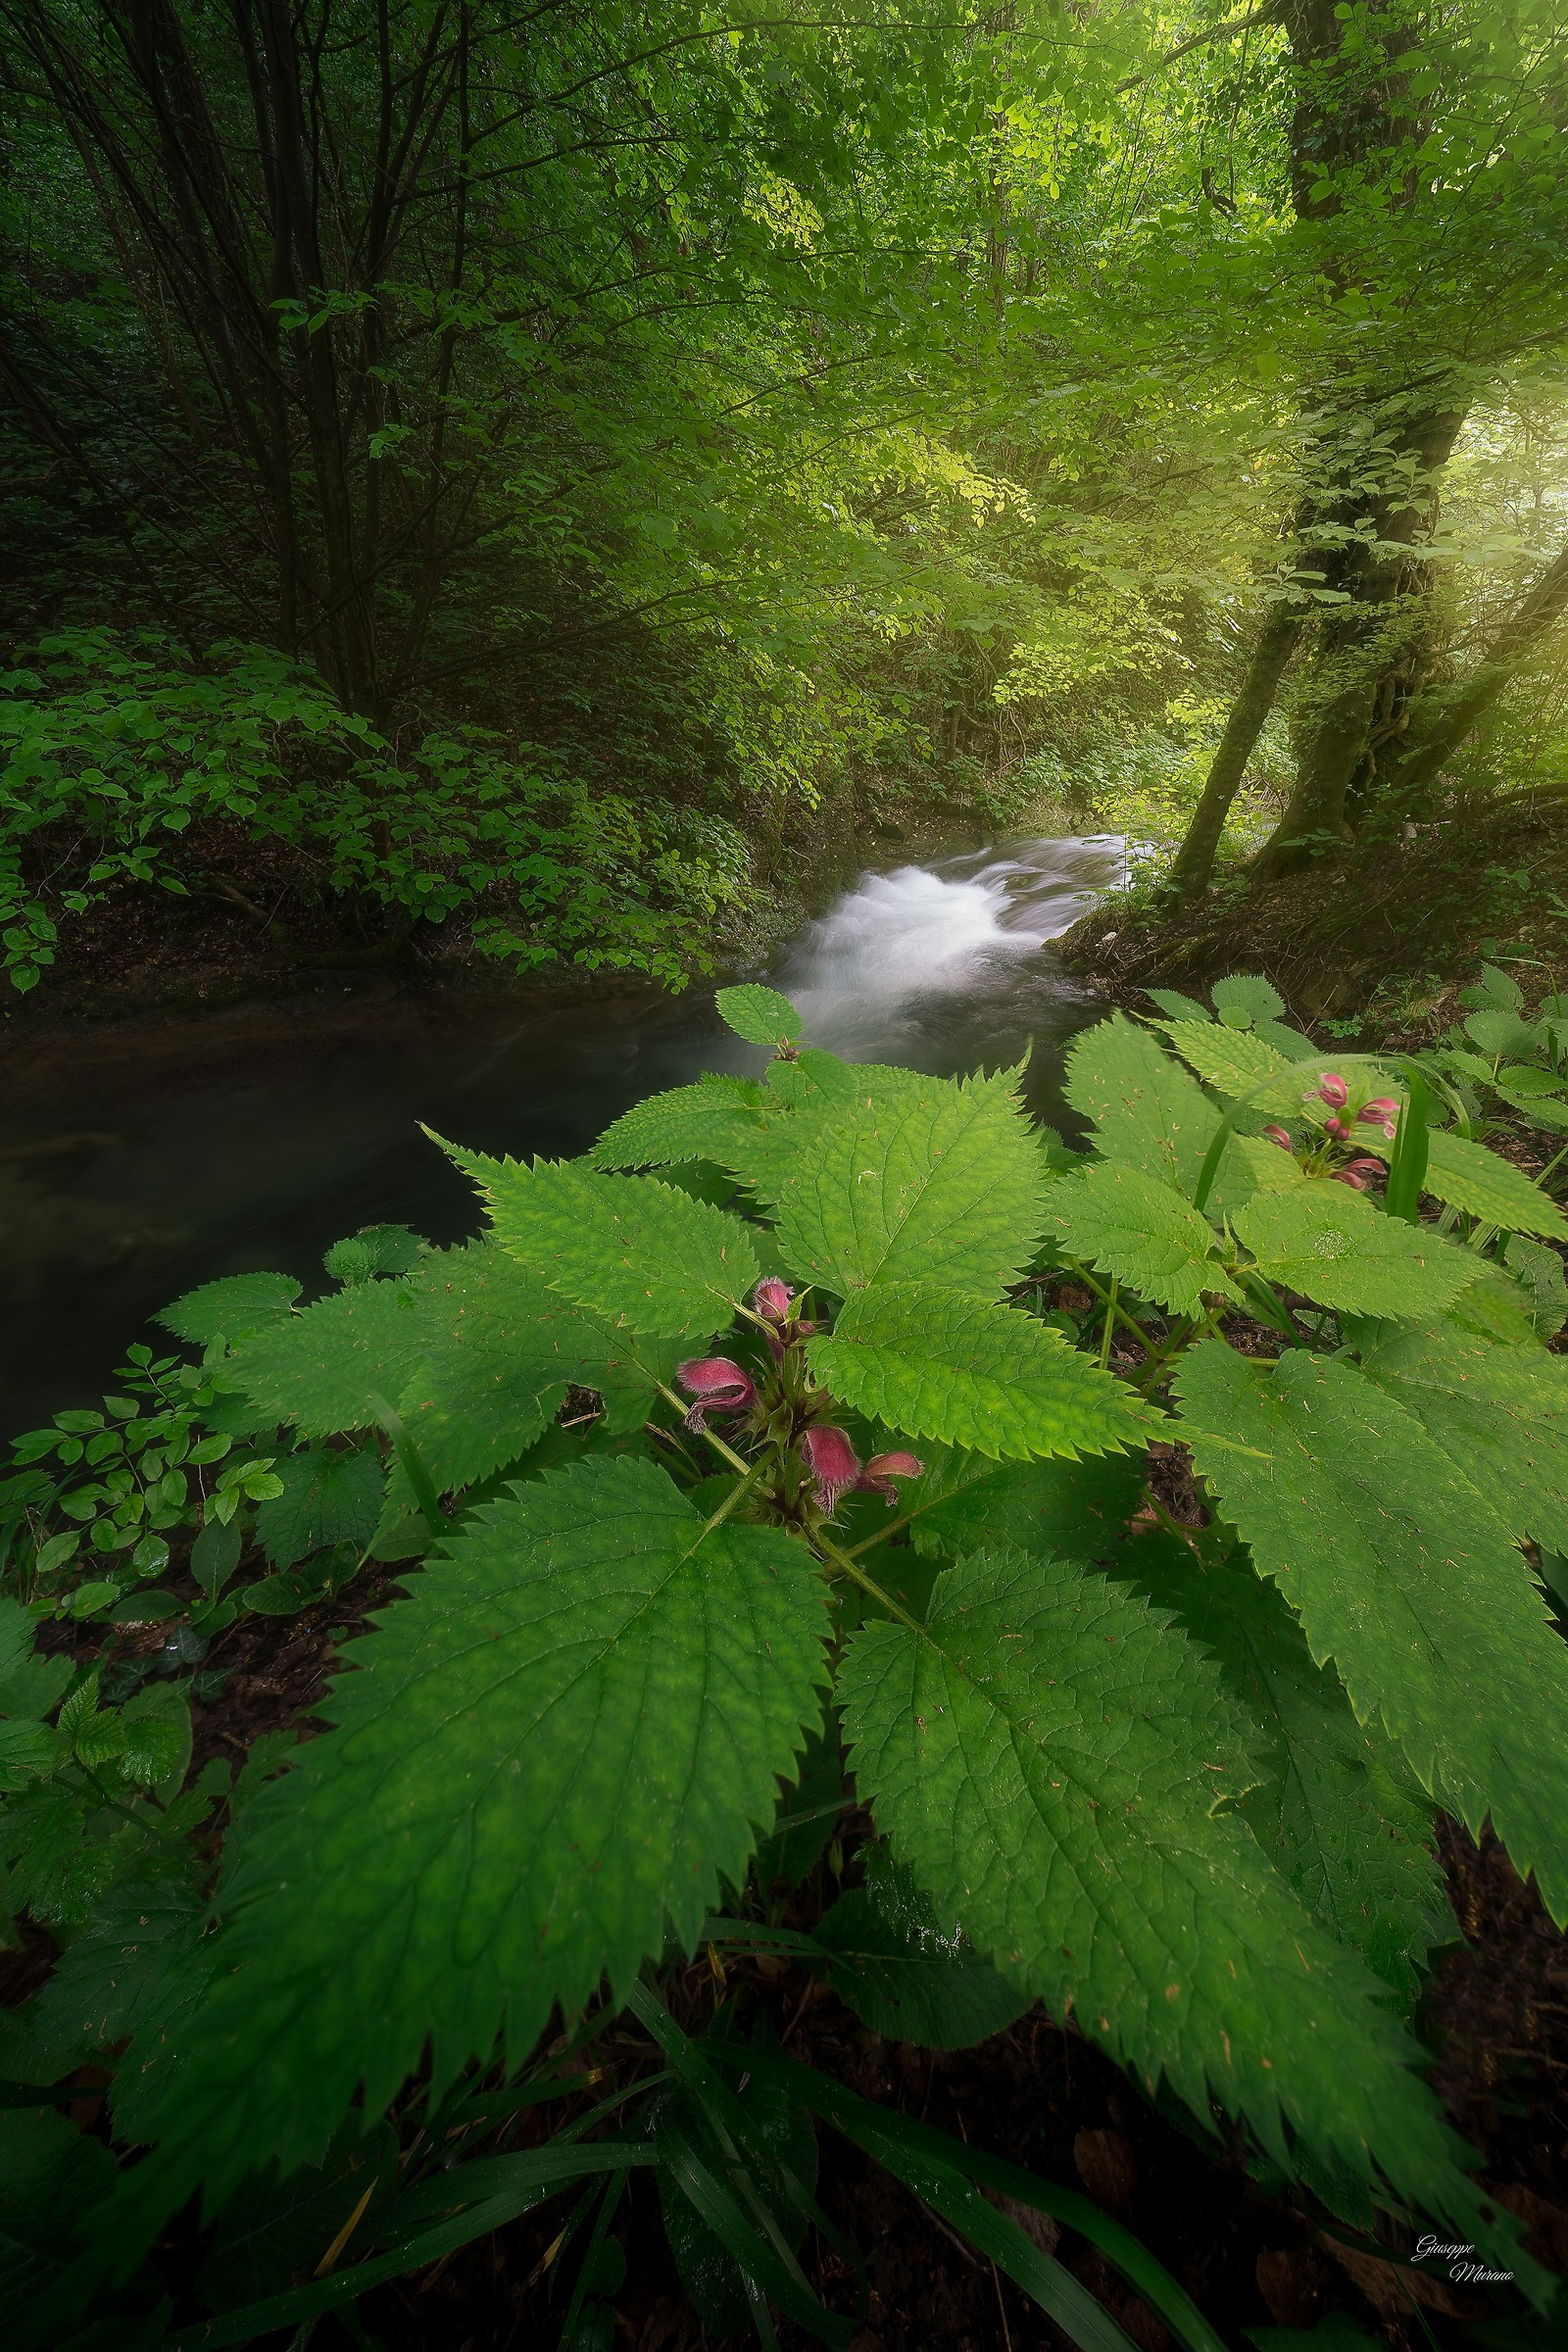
(1176, 1343), (1568, 1926)
(1046, 1161), (1242, 1315)
(1131, 1537), (1450, 2003)
(1506, 1234), (1568, 1336)
(809, 1284), (1144, 1461)
(1210, 976), (1286, 1029)
(1159, 1020), (1309, 1116)
(1417, 1129), (1568, 1238)
(1233, 1186), (1478, 1319)
(906, 1448), (1147, 1563)
(157, 1274), (303, 1347)
(589, 1075), (773, 1180)
(713, 985), (803, 1048)
(1063, 1014), (1217, 1192)
(1354, 1324), (1568, 1557)
(128, 1455), (830, 2205)
(232, 1282), (427, 1435)
(769, 1067), (1047, 1297)
(838, 1545), (1492, 2239)
(440, 1146), (759, 1339)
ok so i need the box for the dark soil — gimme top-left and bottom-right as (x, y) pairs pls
(8, 1530), (1565, 2352)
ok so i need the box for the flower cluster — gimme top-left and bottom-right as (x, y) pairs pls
(674, 1280), (923, 1518)
(1261, 1073), (1400, 1190)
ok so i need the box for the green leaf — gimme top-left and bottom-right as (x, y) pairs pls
(1127, 1536), (1450, 2003)
(0, 2105), (120, 2340)
(157, 1273), (302, 1347)
(31, 1884), (207, 2074)
(1505, 1234), (1568, 1337)
(906, 1447), (1146, 1562)
(714, 983), (804, 1046)
(437, 1148), (759, 1339)
(753, 1720), (843, 1894)
(838, 1545), (1500, 2242)
(1419, 1129), (1567, 1238)
(809, 1872), (1031, 2049)
(231, 1282), (427, 1436)
(190, 1517), (243, 1598)
(1159, 1019), (1309, 1114)
(1234, 1184), (1478, 1319)
(1064, 1015), (1218, 1194)
(199, 2119), (398, 2313)
(323, 1224), (423, 1283)
(122, 1456), (831, 2205)
(808, 1285), (1145, 1462)
(255, 1447), (382, 1570)
(1174, 1343), (1568, 1926)
(1210, 975), (1286, 1028)
(1045, 1161), (1241, 1315)
(769, 1066), (1048, 1298)
(589, 1075), (771, 1178)
(1145, 988), (1210, 1024)
(1353, 1322), (1568, 1556)
(0, 1722), (56, 1789)
(0, 1599), (33, 1687)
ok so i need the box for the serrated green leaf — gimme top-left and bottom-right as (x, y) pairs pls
(770, 1066), (1047, 1298)
(1160, 1020), (1312, 1115)
(255, 1447), (383, 1571)
(1496, 1089), (1568, 1131)
(906, 1446), (1146, 1562)
(1174, 1342), (1568, 1926)
(438, 1148), (758, 1339)
(1506, 1235), (1568, 1337)
(1064, 1015), (1218, 1193)
(808, 1285), (1144, 1462)
(0, 1597), (33, 1688)
(0, 1721), (56, 1789)
(1145, 988), (1210, 1024)
(31, 1884), (207, 2072)
(809, 1883), (1031, 2049)
(231, 1282), (426, 1436)
(1446, 1264), (1542, 1347)
(1045, 1161), (1241, 1315)
(123, 1456), (831, 2205)
(1211, 975), (1286, 1028)
(1465, 1008), (1535, 1059)
(714, 983), (804, 1046)
(0, 2104), (120, 2328)
(1234, 1185), (1477, 1319)
(157, 1273), (302, 1348)
(839, 1544), (1494, 2237)
(1354, 1322), (1568, 1556)
(1420, 1129), (1566, 1237)
(1127, 1535), (1450, 2003)
(200, 2118), (399, 2312)
(589, 1075), (771, 1179)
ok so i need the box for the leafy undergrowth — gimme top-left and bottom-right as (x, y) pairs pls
(7, 975), (1568, 2347)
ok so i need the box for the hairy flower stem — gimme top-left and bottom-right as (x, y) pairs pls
(698, 1457), (767, 1540)
(655, 1383), (750, 1476)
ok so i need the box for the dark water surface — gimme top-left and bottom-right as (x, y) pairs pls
(0, 835), (1121, 1435)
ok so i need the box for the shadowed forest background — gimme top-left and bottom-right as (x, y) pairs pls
(3, 0), (1566, 1015)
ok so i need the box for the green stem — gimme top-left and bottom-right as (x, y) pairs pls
(654, 1384), (751, 1476)
(1066, 1260), (1153, 1358)
(812, 1527), (925, 1636)
(1098, 1276), (1119, 1369)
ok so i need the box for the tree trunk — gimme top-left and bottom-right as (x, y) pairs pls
(1168, 603), (1304, 896)
(1250, 404), (1466, 884)
(1383, 543), (1568, 802)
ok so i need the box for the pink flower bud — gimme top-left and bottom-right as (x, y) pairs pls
(754, 1278), (793, 1323)
(858, 1450), (926, 1502)
(1323, 1115), (1350, 1142)
(1262, 1125), (1293, 1151)
(1315, 1073), (1349, 1109)
(799, 1425), (860, 1510)
(1358, 1098), (1396, 1124)
(1382, 1120), (1396, 1140)
(1330, 1168), (1367, 1190)
(675, 1356), (756, 1432)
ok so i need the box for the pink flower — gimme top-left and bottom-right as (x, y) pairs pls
(1344, 1155), (1385, 1178)
(1262, 1125), (1294, 1151)
(1330, 1168), (1367, 1190)
(1382, 1120), (1396, 1140)
(676, 1356), (756, 1432)
(799, 1425), (860, 1510)
(1358, 1098), (1397, 1125)
(1315, 1073), (1349, 1109)
(754, 1278), (793, 1323)
(858, 1450), (925, 1502)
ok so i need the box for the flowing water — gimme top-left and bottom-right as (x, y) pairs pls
(0, 834), (1121, 1434)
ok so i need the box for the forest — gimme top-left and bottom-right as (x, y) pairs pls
(3, 2), (1568, 2348)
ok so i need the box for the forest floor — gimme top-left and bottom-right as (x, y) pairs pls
(1055, 800), (1568, 1035)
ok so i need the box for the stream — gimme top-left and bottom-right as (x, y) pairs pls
(0, 833), (1122, 1436)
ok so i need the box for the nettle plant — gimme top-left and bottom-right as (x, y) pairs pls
(11, 976), (1568, 2341)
